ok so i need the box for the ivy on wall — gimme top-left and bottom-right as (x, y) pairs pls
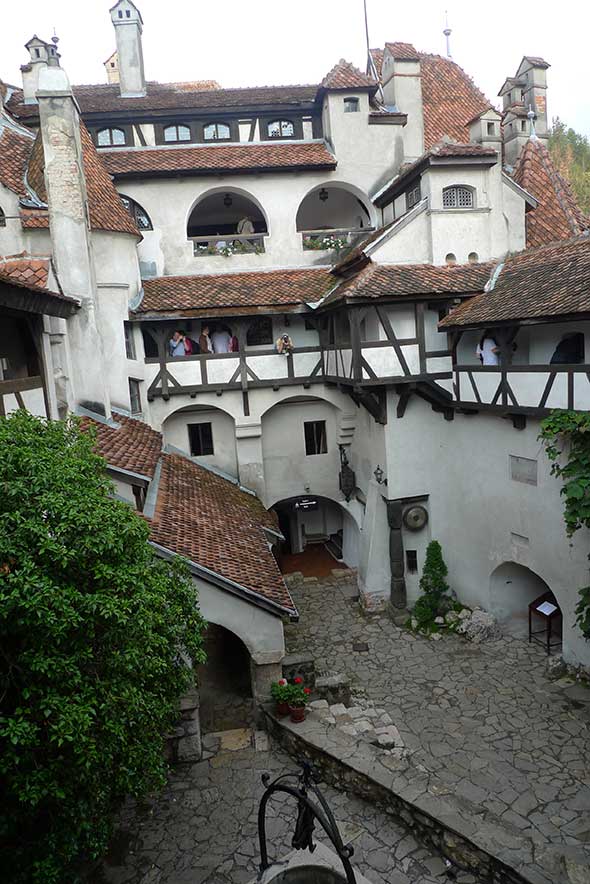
(539, 409), (590, 637)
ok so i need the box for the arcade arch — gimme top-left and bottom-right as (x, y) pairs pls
(296, 182), (375, 237)
(489, 562), (560, 638)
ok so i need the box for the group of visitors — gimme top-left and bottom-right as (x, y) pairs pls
(476, 330), (584, 366)
(168, 325), (239, 357)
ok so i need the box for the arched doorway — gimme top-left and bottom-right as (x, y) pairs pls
(272, 494), (359, 577)
(187, 188), (268, 256)
(197, 624), (253, 733)
(489, 562), (560, 638)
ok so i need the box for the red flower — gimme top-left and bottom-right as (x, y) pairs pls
(293, 677), (303, 684)
(303, 687), (311, 695)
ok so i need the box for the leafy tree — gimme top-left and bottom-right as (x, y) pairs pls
(0, 411), (206, 883)
(548, 117), (590, 214)
(539, 410), (590, 637)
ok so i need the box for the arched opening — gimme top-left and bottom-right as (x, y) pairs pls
(272, 494), (359, 577)
(187, 189), (268, 256)
(119, 194), (153, 230)
(296, 184), (374, 251)
(197, 624), (253, 732)
(489, 562), (561, 639)
(162, 404), (238, 477)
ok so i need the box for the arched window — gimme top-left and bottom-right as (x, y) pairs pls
(119, 195), (153, 231)
(0, 206), (5, 228)
(203, 122), (231, 141)
(442, 185), (475, 209)
(267, 120), (294, 138)
(97, 127), (126, 147)
(164, 124), (191, 143)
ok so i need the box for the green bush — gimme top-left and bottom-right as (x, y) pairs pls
(0, 412), (206, 883)
(409, 540), (452, 634)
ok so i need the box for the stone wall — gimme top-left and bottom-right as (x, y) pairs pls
(165, 687), (202, 764)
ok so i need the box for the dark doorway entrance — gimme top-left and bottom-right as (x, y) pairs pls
(197, 624), (253, 732)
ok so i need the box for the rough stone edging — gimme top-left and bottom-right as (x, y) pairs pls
(260, 705), (552, 884)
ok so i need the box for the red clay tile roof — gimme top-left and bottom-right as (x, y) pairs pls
(150, 453), (296, 614)
(512, 138), (590, 248)
(439, 236), (590, 328)
(321, 60), (376, 90)
(101, 140), (336, 178)
(138, 268), (334, 314)
(81, 412), (163, 479)
(420, 54), (490, 149)
(0, 254), (50, 291)
(0, 126), (34, 198)
(0, 119), (139, 237)
(7, 82), (319, 119)
(327, 260), (492, 305)
(384, 42), (419, 60)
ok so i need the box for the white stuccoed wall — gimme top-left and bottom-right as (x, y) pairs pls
(162, 406), (239, 477)
(385, 392), (590, 666)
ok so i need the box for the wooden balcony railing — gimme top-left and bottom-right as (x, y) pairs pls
(453, 364), (590, 414)
(190, 234), (266, 257)
(301, 227), (374, 252)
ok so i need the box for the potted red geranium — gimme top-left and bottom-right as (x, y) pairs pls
(270, 678), (292, 716)
(288, 677), (311, 723)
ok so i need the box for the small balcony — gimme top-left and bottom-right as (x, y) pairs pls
(191, 233), (266, 257)
(301, 227), (373, 253)
(296, 184), (375, 257)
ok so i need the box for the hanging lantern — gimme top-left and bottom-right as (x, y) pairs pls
(319, 188), (329, 203)
(223, 193), (233, 207)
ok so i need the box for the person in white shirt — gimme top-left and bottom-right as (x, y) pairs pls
(476, 331), (500, 366)
(211, 326), (232, 353)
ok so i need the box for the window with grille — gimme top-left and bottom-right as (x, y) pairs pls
(442, 186), (474, 209)
(406, 183), (421, 210)
(267, 120), (295, 138)
(203, 122), (231, 141)
(164, 124), (191, 142)
(97, 127), (126, 147)
(128, 378), (141, 414)
(119, 195), (153, 230)
(304, 420), (327, 456)
(188, 422), (214, 456)
(343, 97), (360, 113)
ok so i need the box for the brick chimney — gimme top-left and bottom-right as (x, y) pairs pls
(109, 0), (146, 98)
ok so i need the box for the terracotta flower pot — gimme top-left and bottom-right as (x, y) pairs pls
(289, 704), (306, 723)
(276, 701), (290, 717)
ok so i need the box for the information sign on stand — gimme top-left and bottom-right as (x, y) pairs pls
(528, 591), (562, 656)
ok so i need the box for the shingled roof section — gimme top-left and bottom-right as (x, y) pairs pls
(0, 125), (34, 198)
(7, 82), (319, 119)
(138, 267), (334, 314)
(512, 137), (590, 248)
(101, 140), (336, 179)
(321, 60), (376, 91)
(150, 453), (296, 615)
(420, 54), (490, 149)
(81, 412), (163, 479)
(0, 253), (50, 291)
(439, 236), (590, 328)
(326, 260), (492, 305)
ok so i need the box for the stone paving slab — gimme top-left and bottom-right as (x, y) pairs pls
(94, 739), (482, 884)
(284, 582), (590, 884)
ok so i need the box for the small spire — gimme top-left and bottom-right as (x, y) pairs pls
(443, 10), (452, 58)
(527, 104), (538, 140)
(51, 29), (59, 46)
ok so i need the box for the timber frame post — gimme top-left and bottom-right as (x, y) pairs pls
(386, 499), (407, 609)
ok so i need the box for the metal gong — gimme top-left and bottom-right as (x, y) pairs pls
(402, 504), (428, 531)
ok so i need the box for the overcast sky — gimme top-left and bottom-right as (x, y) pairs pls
(2, 0), (589, 136)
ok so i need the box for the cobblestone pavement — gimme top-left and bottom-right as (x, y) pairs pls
(284, 579), (590, 877)
(96, 734), (482, 884)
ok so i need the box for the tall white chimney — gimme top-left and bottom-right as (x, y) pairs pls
(37, 61), (111, 417)
(21, 35), (59, 104)
(109, 1), (146, 98)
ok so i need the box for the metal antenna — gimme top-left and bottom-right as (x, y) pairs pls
(363, 0), (384, 102)
(443, 10), (452, 58)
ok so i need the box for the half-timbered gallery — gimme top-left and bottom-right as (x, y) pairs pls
(1, 0), (589, 684)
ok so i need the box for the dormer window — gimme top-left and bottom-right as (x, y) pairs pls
(343, 97), (360, 113)
(406, 182), (421, 210)
(119, 195), (153, 231)
(442, 186), (475, 209)
(164, 124), (191, 143)
(97, 127), (126, 147)
(267, 120), (295, 138)
(203, 122), (231, 141)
